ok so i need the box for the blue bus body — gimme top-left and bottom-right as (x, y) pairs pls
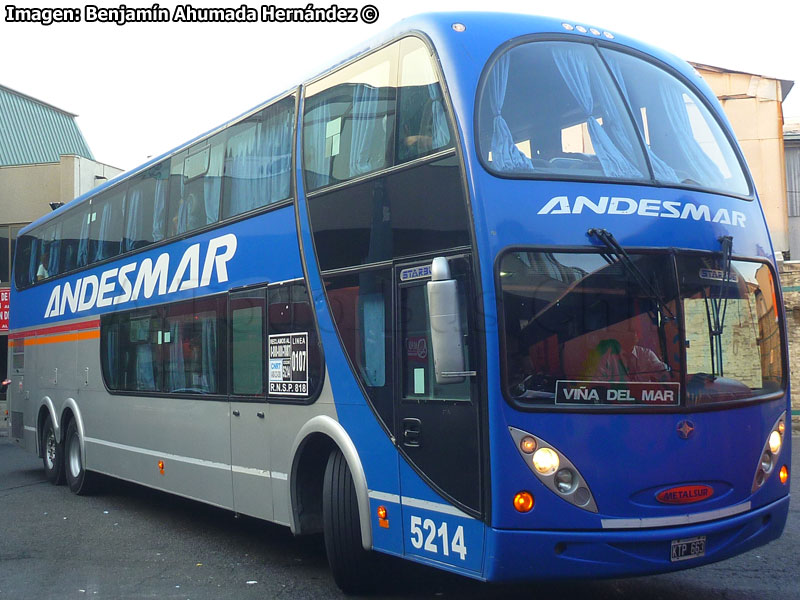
(8, 13), (789, 588)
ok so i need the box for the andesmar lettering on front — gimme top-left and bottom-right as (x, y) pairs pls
(43, 234), (237, 319)
(538, 195), (746, 228)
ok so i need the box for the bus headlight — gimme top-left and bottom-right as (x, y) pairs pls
(509, 426), (598, 513)
(768, 431), (782, 455)
(532, 448), (559, 475)
(752, 412), (786, 493)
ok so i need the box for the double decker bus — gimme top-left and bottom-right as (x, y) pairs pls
(7, 13), (790, 592)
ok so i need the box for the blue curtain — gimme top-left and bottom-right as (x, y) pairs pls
(152, 179), (167, 243)
(488, 53), (533, 172)
(201, 317), (217, 393)
(360, 291), (385, 387)
(95, 202), (114, 262)
(605, 57), (680, 183)
(263, 108), (292, 204)
(204, 147), (223, 225)
(304, 99), (332, 189)
(552, 47), (645, 179)
(135, 344), (156, 391)
(226, 125), (259, 216)
(77, 211), (90, 267)
(657, 78), (724, 187)
(125, 188), (141, 252)
(168, 321), (186, 392)
(428, 83), (450, 151)
(47, 226), (61, 277)
(349, 83), (386, 178)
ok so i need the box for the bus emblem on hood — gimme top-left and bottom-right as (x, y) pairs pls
(677, 420), (695, 439)
(657, 485), (714, 504)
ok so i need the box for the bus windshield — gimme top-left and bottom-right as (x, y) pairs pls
(500, 251), (783, 408)
(477, 41), (749, 196)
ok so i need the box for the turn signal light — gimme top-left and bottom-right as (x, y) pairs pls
(513, 491), (534, 513)
(520, 436), (537, 454)
(377, 505), (389, 528)
(780, 466), (788, 485)
(158, 460), (165, 475)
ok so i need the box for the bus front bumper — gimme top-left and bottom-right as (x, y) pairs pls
(484, 494), (789, 582)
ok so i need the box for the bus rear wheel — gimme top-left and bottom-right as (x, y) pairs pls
(41, 415), (65, 485)
(65, 420), (97, 495)
(322, 447), (374, 594)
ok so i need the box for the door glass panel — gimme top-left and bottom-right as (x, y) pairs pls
(231, 289), (265, 396)
(324, 268), (393, 428)
(396, 256), (480, 512)
(401, 281), (470, 401)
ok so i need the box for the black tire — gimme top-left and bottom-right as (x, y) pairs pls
(64, 419), (97, 495)
(322, 448), (373, 594)
(41, 415), (65, 485)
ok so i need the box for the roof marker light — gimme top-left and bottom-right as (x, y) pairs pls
(576, 25), (587, 33)
(562, 23), (574, 31)
(603, 31), (615, 39)
(452, 22), (466, 32)
(590, 28), (601, 36)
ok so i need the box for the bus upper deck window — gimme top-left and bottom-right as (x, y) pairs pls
(477, 40), (749, 196)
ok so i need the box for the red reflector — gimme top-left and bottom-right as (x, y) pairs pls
(656, 485), (713, 504)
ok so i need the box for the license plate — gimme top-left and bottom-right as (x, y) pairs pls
(670, 535), (706, 562)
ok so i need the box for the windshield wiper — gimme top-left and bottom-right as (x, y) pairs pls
(587, 228), (675, 322)
(708, 235), (733, 376)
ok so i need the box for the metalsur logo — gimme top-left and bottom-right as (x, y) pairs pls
(656, 485), (714, 505)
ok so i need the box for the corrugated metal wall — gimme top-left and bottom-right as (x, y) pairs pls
(0, 85), (93, 166)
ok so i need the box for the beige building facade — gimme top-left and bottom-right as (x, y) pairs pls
(0, 154), (121, 223)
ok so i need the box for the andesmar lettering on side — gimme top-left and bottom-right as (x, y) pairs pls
(43, 234), (237, 319)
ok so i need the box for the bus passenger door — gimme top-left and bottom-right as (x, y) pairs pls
(229, 287), (273, 520)
(395, 255), (484, 573)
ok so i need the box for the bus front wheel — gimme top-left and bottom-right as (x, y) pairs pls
(65, 420), (97, 495)
(322, 447), (374, 594)
(41, 415), (65, 485)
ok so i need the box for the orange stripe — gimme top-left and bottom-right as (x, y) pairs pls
(24, 330), (100, 346)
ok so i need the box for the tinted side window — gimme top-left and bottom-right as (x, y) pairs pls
(396, 37), (453, 164)
(101, 296), (226, 395)
(14, 233), (34, 288)
(92, 187), (126, 264)
(163, 296), (225, 394)
(309, 155), (469, 271)
(125, 163), (169, 252)
(168, 137), (225, 238)
(222, 97), (295, 219)
(303, 43), (398, 191)
(324, 269), (393, 429)
(102, 309), (162, 392)
(60, 210), (83, 274)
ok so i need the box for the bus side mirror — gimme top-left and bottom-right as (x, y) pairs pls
(427, 257), (466, 384)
